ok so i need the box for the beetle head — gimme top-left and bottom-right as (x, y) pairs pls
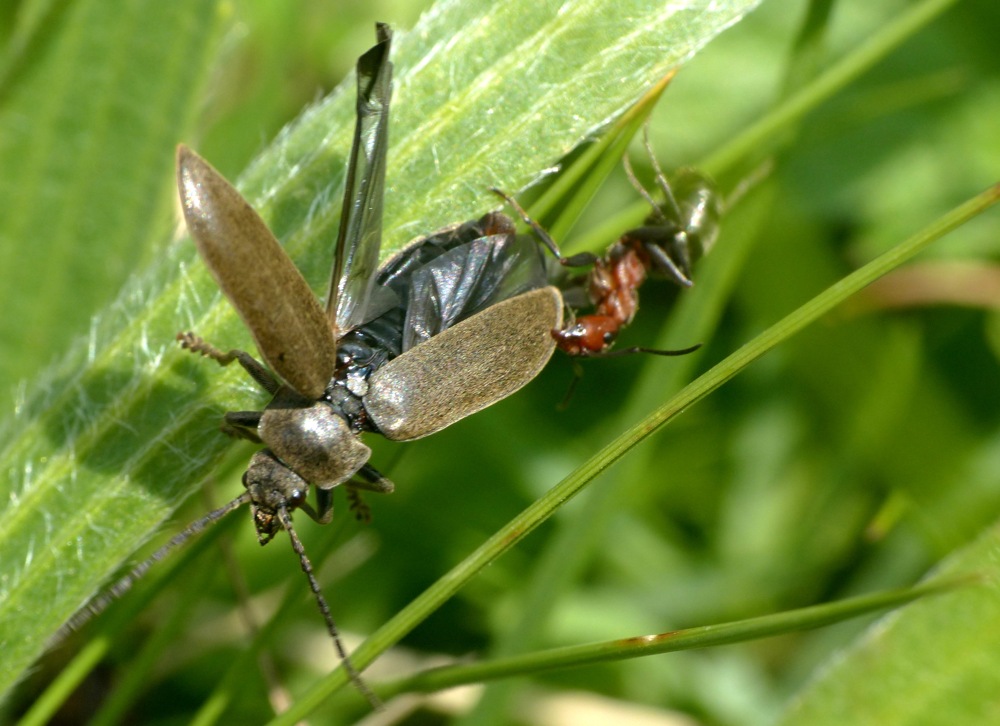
(243, 450), (308, 543)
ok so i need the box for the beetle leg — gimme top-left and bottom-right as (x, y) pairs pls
(289, 462), (392, 526)
(345, 486), (371, 523)
(353, 463), (395, 494)
(293, 488), (334, 525)
(222, 410), (263, 442)
(177, 331), (281, 394)
(314, 487), (334, 524)
(342, 462), (395, 522)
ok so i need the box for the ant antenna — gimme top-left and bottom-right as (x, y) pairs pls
(54, 491), (253, 643)
(623, 126), (684, 225)
(595, 342), (702, 358)
(276, 504), (383, 710)
(556, 359), (586, 412)
(623, 154), (662, 217)
(643, 125), (684, 223)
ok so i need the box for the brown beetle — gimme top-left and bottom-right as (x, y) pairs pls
(67, 24), (563, 707)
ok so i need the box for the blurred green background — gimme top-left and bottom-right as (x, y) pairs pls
(2, 0), (1000, 724)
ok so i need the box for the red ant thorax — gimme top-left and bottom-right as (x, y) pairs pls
(553, 239), (650, 355)
(551, 156), (719, 358)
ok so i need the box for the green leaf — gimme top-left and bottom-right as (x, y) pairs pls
(0, 0), (228, 697)
(779, 524), (1000, 726)
(0, 0), (227, 411)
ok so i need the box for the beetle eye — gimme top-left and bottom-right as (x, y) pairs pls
(288, 489), (306, 506)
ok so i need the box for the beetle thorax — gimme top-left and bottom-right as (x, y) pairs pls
(257, 390), (372, 489)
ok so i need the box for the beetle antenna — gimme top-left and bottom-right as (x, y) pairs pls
(276, 504), (382, 710)
(55, 491), (253, 643)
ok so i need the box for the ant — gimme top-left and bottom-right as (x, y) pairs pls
(553, 136), (719, 357)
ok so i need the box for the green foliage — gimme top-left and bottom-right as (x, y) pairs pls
(3, 0), (1000, 723)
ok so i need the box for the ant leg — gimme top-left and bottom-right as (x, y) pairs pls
(556, 359), (586, 412)
(622, 129), (684, 225)
(623, 153), (663, 219)
(488, 188), (595, 267)
(641, 238), (693, 287)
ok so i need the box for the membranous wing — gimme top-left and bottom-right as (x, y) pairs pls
(326, 23), (394, 335)
(352, 212), (559, 442)
(331, 213), (541, 393)
(376, 212), (550, 353)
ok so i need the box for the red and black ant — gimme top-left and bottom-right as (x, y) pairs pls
(552, 139), (719, 357)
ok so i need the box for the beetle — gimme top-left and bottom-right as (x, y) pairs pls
(174, 21), (566, 698)
(551, 140), (720, 357)
(65, 23), (563, 707)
